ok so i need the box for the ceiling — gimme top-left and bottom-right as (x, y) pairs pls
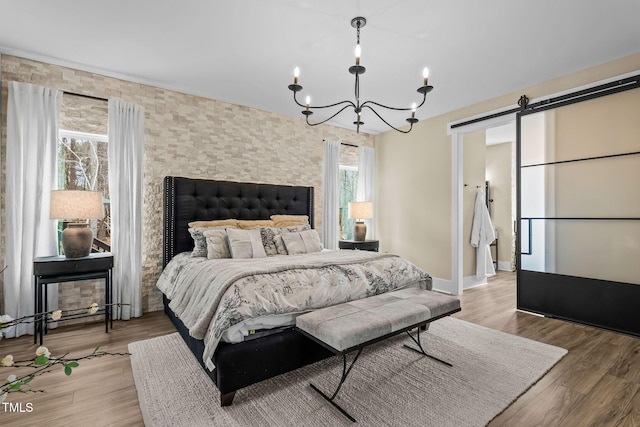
(1, 0), (639, 134)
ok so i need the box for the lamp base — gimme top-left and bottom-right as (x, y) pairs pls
(353, 221), (367, 242)
(61, 223), (94, 258)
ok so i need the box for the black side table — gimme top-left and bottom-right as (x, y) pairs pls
(33, 252), (114, 345)
(339, 239), (379, 252)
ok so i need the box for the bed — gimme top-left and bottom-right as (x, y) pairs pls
(159, 176), (432, 406)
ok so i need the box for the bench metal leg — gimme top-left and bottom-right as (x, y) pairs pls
(403, 326), (452, 367)
(310, 348), (363, 423)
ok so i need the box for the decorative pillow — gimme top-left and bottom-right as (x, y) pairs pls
(188, 219), (238, 228)
(227, 227), (267, 259)
(281, 229), (323, 255)
(270, 215), (309, 227)
(260, 224), (312, 255)
(259, 227), (280, 256)
(203, 228), (232, 259)
(236, 220), (276, 229)
(189, 226), (230, 257)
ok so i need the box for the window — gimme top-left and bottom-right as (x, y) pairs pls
(57, 130), (110, 252)
(339, 165), (358, 240)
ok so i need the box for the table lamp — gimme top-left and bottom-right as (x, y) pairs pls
(348, 201), (373, 242)
(50, 190), (103, 258)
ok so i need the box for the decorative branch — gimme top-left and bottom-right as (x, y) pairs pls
(2, 345), (129, 395)
(0, 302), (130, 403)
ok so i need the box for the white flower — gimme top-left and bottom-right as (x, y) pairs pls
(88, 303), (99, 315)
(0, 314), (13, 324)
(1, 354), (13, 367)
(51, 310), (63, 321)
(35, 346), (51, 359)
(0, 392), (7, 404)
(6, 374), (17, 385)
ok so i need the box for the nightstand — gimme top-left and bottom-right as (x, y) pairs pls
(339, 239), (379, 252)
(33, 252), (114, 345)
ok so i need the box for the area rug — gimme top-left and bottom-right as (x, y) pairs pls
(128, 317), (567, 427)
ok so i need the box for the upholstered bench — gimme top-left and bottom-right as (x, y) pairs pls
(296, 287), (461, 422)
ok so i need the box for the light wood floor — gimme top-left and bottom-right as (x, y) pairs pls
(1, 272), (639, 426)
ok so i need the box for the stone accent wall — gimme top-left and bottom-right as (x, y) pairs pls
(0, 55), (374, 315)
(60, 95), (108, 134)
(340, 143), (359, 167)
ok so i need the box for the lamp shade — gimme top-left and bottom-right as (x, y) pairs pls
(50, 190), (103, 220)
(348, 201), (373, 220)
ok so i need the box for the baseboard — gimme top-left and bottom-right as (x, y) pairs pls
(431, 277), (455, 295)
(497, 261), (514, 272)
(431, 274), (508, 294)
(463, 274), (490, 290)
(432, 269), (511, 295)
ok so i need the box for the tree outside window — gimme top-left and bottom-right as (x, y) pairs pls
(339, 166), (358, 240)
(57, 131), (110, 252)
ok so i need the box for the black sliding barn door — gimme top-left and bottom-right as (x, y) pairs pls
(516, 81), (640, 336)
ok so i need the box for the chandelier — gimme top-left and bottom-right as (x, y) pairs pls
(287, 16), (433, 134)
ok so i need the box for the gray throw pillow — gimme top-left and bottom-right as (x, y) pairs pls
(189, 227), (214, 257)
(203, 228), (232, 259)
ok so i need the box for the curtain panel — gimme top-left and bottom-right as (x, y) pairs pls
(4, 82), (60, 337)
(357, 146), (376, 239)
(322, 140), (341, 250)
(108, 99), (144, 320)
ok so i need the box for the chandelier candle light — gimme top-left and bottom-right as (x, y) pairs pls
(288, 17), (434, 133)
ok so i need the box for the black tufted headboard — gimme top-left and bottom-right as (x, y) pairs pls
(162, 176), (314, 268)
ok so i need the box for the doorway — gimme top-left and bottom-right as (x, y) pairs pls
(449, 114), (518, 295)
(460, 123), (516, 290)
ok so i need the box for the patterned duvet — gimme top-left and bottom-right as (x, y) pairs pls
(156, 250), (431, 370)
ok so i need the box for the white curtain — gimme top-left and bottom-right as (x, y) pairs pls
(108, 99), (144, 320)
(4, 82), (60, 337)
(322, 140), (341, 250)
(357, 146), (376, 239)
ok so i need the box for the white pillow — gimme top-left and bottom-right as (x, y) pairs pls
(227, 227), (267, 259)
(281, 229), (323, 255)
(203, 228), (232, 259)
